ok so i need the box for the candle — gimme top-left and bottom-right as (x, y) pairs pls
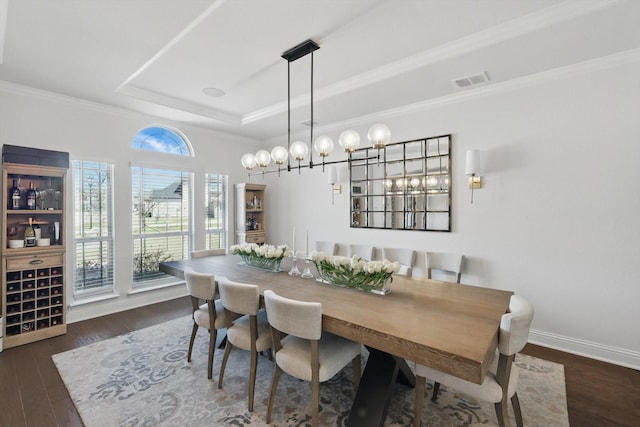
(292, 227), (296, 253)
(305, 230), (309, 256)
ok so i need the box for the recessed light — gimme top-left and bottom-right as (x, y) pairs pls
(203, 87), (225, 97)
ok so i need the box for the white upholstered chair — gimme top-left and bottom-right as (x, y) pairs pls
(216, 277), (272, 411)
(191, 248), (226, 258)
(413, 295), (534, 427)
(425, 251), (464, 283)
(263, 290), (362, 427)
(348, 244), (375, 260)
(184, 268), (226, 379)
(315, 240), (337, 255)
(382, 247), (416, 276)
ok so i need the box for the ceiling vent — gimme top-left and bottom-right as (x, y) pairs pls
(451, 71), (490, 89)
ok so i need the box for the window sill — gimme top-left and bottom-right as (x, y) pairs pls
(70, 292), (120, 307)
(128, 279), (185, 295)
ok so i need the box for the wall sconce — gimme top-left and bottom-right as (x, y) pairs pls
(327, 165), (342, 205)
(465, 149), (482, 203)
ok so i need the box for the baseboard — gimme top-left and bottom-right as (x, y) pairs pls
(529, 328), (640, 370)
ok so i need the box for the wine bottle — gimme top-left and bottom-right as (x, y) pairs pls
(26, 181), (37, 210)
(9, 179), (21, 209)
(24, 217), (36, 247)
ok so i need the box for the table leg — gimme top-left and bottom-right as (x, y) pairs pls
(346, 347), (416, 427)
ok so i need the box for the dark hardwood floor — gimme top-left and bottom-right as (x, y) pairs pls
(1, 296), (638, 426)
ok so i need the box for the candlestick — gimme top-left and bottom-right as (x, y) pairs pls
(288, 251), (301, 276)
(292, 226), (296, 253)
(305, 229), (309, 257)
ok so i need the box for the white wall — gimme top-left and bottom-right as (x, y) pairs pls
(0, 84), (262, 321)
(261, 60), (640, 369)
(1, 57), (638, 369)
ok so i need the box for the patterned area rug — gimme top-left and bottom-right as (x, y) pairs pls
(53, 316), (569, 427)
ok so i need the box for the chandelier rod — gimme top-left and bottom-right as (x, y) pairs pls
(287, 60), (291, 172)
(309, 48), (314, 169)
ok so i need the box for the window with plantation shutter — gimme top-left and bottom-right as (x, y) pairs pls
(132, 167), (191, 288)
(73, 161), (115, 297)
(205, 173), (227, 250)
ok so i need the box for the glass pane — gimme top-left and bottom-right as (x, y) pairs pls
(132, 235), (188, 282)
(132, 126), (191, 156)
(368, 179), (386, 196)
(369, 195), (385, 212)
(426, 212), (450, 231)
(386, 161), (403, 177)
(351, 164), (367, 182)
(427, 194), (450, 211)
(405, 158), (424, 176)
(427, 157), (448, 175)
(405, 141), (424, 160)
(385, 144), (403, 163)
(370, 212), (385, 228)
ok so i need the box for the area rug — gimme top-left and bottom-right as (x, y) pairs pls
(53, 316), (569, 427)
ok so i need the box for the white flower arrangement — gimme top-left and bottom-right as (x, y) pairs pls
(231, 243), (289, 271)
(311, 251), (400, 292)
(230, 243), (289, 260)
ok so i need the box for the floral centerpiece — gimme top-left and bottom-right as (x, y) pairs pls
(230, 243), (289, 272)
(311, 251), (400, 294)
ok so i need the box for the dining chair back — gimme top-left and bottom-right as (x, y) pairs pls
(216, 277), (272, 411)
(191, 248), (226, 258)
(425, 251), (464, 283)
(184, 268), (226, 379)
(263, 290), (362, 427)
(348, 244), (375, 260)
(315, 241), (337, 255)
(412, 294), (534, 427)
(382, 247), (416, 276)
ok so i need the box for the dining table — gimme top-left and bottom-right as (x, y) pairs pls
(160, 254), (513, 427)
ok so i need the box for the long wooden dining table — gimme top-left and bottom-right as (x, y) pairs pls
(160, 254), (513, 426)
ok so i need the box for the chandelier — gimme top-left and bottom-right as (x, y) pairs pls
(241, 39), (391, 176)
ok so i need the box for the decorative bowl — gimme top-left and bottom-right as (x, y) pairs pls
(9, 239), (25, 248)
(36, 238), (51, 246)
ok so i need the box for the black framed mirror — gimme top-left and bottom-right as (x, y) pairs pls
(349, 134), (451, 232)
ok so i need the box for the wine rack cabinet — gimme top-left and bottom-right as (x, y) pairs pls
(3, 253), (66, 347)
(2, 145), (68, 348)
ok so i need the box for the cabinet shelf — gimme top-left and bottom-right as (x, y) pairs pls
(7, 210), (63, 215)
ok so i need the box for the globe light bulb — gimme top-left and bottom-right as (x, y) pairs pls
(271, 146), (288, 164)
(367, 123), (391, 149)
(289, 141), (309, 160)
(338, 130), (360, 152)
(241, 153), (257, 170)
(255, 150), (271, 168)
(313, 135), (334, 157)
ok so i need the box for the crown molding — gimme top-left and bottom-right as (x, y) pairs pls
(243, 0), (623, 125)
(275, 47), (640, 143)
(322, 47), (640, 135)
(0, 79), (145, 120)
(0, 79), (258, 144)
(116, 84), (241, 125)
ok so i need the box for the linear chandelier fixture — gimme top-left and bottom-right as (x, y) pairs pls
(240, 39), (391, 177)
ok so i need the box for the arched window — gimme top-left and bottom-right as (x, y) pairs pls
(131, 126), (193, 156)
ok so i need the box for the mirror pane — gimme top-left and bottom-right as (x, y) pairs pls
(350, 134), (451, 232)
